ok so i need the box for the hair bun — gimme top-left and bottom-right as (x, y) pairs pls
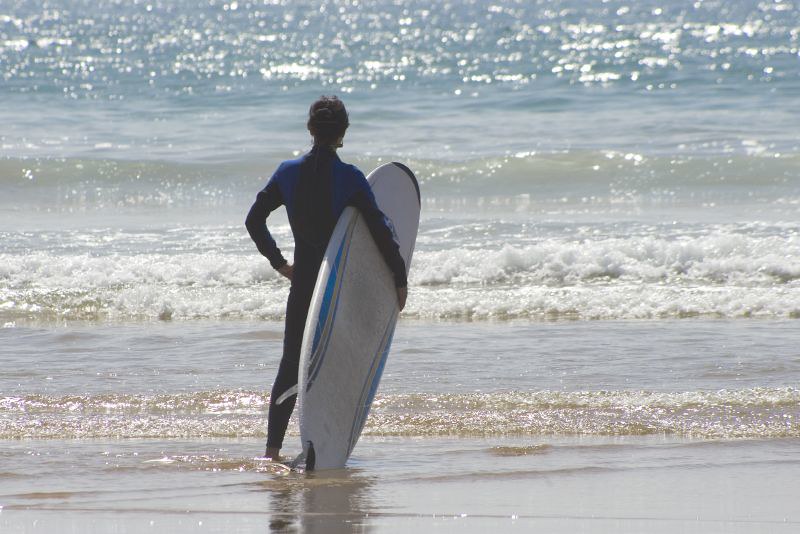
(313, 108), (334, 122)
(307, 95), (349, 143)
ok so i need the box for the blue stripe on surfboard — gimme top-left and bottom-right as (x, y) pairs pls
(346, 312), (398, 456)
(347, 322), (395, 455)
(306, 217), (357, 392)
(346, 322), (390, 455)
(366, 323), (395, 409)
(311, 231), (346, 355)
(305, 241), (343, 390)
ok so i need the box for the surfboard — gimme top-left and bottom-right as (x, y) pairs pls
(295, 162), (420, 471)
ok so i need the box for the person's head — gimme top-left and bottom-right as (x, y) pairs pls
(307, 95), (349, 148)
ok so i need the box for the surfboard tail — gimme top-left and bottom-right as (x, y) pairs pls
(285, 441), (315, 472)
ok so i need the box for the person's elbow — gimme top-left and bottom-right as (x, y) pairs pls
(244, 206), (259, 233)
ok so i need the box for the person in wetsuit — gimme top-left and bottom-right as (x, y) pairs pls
(245, 96), (408, 461)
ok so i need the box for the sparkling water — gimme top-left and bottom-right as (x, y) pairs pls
(1, 1), (799, 531)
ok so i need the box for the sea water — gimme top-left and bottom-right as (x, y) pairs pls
(1, 0), (799, 532)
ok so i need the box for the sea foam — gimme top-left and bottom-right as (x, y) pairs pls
(2, 224), (798, 321)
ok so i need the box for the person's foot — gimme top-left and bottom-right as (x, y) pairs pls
(264, 447), (281, 462)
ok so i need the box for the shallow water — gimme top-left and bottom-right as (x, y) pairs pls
(2, 433), (799, 532)
(2, 320), (800, 532)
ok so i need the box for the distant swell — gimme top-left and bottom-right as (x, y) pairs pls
(3, 153), (799, 209)
(1, 388), (798, 440)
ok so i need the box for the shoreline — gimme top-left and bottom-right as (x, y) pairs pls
(1, 435), (798, 533)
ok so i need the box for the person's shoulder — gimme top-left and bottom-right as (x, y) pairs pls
(277, 154), (306, 171)
(270, 154), (306, 181)
(334, 158), (367, 181)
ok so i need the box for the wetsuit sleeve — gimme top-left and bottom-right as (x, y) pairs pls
(348, 189), (408, 288)
(245, 179), (288, 270)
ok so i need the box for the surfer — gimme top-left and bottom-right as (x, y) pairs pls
(246, 96), (408, 461)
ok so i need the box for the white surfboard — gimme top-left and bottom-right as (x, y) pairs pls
(295, 162), (420, 470)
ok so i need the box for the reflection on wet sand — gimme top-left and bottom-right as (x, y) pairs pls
(258, 468), (375, 533)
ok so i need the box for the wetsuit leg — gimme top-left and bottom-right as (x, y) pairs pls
(266, 281), (314, 450)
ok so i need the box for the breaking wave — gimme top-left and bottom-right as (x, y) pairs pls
(2, 225), (799, 321)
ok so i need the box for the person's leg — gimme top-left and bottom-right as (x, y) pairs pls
(265, 282), (313, 458)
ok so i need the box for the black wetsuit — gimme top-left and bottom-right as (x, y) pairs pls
(245, 146), (407, 451)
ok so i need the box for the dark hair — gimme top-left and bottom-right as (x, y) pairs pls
(307, 95), (349, 146)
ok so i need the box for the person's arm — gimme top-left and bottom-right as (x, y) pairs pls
(245, 179), (288, 271)
(348, 189), (407, 289)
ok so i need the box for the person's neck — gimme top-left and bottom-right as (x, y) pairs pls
(312, 143), (338, 154)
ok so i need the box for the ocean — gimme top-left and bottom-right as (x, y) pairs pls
(1, 0), (799, 531)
